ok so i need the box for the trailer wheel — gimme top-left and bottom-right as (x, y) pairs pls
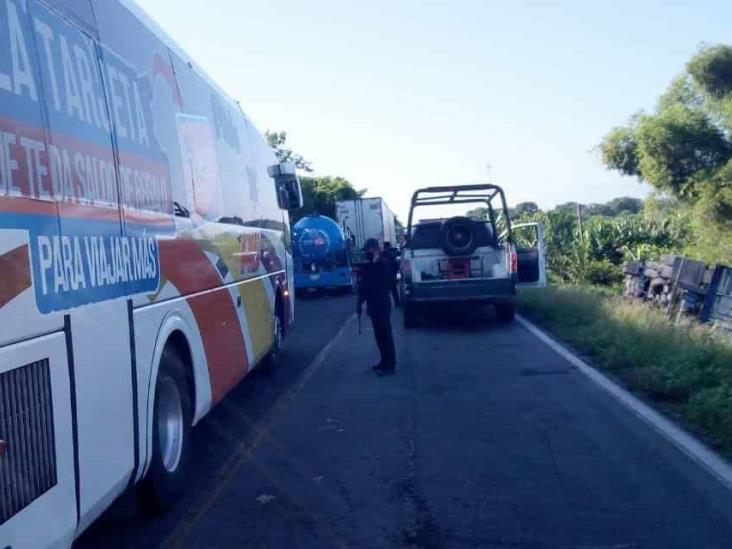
(138, 346), (192, 514)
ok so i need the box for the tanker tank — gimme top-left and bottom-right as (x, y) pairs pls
(292, 214), (354, 292)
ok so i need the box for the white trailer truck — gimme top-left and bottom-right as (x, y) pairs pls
(336, 197), (397, 249)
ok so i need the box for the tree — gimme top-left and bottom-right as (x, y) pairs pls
(585, 203), (614, 216)
(513, 201), (540, 216)
(635, 106), (731, 198)
(686, 46), (732, 141)
(554, 202), (581, 215)
(265, 130), (313, 172)
(599, 125), (640, 177)
(687, 45), (732, 103)
(599, 44), (732, 264)
(466, 207), (490, 220)
(467, 202), (539, 221)
(600, 45), (732, 206)
(607, 197), (642, 216)
(293, 176), (363, 223)
(264, 130), (365, 223)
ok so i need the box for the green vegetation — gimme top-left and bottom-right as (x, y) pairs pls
(600, 44), (732, 266)
(296, 175), (363, 223)
(266, 130), (364, 223)
(469, 197), (688, 286)
(510, 44), (732, 286)
(514, 47), (732, 456)
(264, 130), (314, 172)
(519, 205), (687, 285)
(519, 286), (732, 455)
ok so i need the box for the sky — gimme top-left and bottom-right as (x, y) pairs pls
(138, 0), (732, 221)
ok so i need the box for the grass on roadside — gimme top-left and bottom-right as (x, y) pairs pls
(518, 285), (732, 456)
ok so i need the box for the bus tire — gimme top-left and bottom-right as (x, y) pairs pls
(138, 346), (192, 514)
(261, 303), (285, 370)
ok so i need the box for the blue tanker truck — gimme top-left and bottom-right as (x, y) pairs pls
(292, 214), (354, 293)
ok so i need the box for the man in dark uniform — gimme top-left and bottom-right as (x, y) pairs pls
(358, 239), (396, 375)
(382, 241), (400, 307)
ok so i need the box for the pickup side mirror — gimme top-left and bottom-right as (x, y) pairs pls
(267, 162), (303, 210)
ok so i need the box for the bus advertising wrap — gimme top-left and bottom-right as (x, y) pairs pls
(0, 0), (172, 312)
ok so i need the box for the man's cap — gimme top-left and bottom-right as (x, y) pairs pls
(363, 238), (379, 251)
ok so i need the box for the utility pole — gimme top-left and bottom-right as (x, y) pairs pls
(485, 162), (492, 182)
(576, 203), (584, 243)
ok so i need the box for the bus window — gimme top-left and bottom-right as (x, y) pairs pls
(31, 2), (116, 209)
(29, 0), (125, 313)
(0, 0), (62, 340)
(0, 0), (48, 201)
(95, 1), (181, 236)
(169, 53), (226, 225)
(44, 0), (97, 37)
(240, 118), (284, 232)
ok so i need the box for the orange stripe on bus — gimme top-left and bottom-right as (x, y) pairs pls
(0, 196), (57, 216)
(159, 238), (249, 402)
(0, 245), (31, 309)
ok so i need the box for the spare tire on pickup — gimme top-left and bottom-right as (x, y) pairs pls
(440, 216), (478, 256)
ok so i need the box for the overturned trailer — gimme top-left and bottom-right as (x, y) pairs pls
(623, 255), (732, 329)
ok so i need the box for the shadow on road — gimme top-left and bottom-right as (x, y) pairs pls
(407, 303), (511, 333)
(296, 288), (355, 300)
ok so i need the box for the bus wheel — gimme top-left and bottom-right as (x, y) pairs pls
(138, 347), (192, 514)
(261, 306), (284, 370)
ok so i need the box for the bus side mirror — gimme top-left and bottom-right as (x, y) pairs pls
(267, 162), (303, 210)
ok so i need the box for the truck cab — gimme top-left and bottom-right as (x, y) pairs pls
(400, 184), (546, 327)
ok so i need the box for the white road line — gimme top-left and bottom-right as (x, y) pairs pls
(516, 314), (732, 492)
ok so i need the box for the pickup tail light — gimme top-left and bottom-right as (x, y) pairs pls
(447, 258), (470, 279)
(509, 251), (518, 274)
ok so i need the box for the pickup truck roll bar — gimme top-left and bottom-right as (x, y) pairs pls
(405, 184), (513, 246)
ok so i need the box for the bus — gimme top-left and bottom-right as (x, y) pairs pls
(0, 1), (301, 547)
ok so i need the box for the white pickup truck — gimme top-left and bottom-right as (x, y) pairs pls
(400, 184), (546, 327)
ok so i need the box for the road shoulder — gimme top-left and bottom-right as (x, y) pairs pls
(517, 313), (732, 493)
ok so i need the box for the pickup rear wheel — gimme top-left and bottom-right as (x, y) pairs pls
(138, 346), (192, 514)
(495, 302), (516, 323)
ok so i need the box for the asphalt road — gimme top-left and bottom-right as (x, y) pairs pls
(75, 293), (357, 549)
(77, 297), (732, 548)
